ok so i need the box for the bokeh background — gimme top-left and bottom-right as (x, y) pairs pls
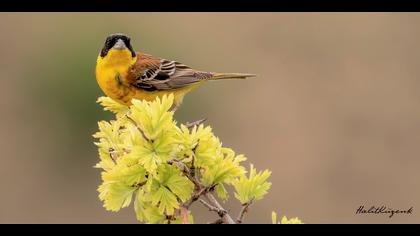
(0, 13), (419, 224)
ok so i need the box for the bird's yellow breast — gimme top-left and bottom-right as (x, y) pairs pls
(95, 50), (136, 104)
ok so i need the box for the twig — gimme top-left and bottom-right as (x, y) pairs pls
(125, 115), (151, 142)
(184, 187), (208, 209)
(167, 152), (235, 224)
(209, 218), (224, 224)
(185, 118), (207, 129)
(167, 159), (202, 188)
(190, 153), (196, 177)
(199, 199), (227, 217)
(167, 158), (209, 210)
(236, 200), (254, 224)
(179, 206), (190, 224)
(204, 192), (236, 224)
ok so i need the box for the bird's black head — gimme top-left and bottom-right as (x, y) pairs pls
(100, 33), (136, 58)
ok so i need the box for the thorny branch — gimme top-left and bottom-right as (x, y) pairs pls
(184, 187), (208, 209)
(167, 159), (202, 188)
(199, 199), (228, 217)
(204, 192), (236, 224)
(185, 118), (207, 129)
(168, 161), (236, 224)
(165, 118), (243, 224)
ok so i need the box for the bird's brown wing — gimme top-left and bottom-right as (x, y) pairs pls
(126, 53), (213, 91)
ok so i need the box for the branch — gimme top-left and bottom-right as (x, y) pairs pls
(236, 200), (254, 224)
(185, 118), (207, 129)
(184, 187), (208, 209)
(209, 218), (224, 224)
(167, 145), (236, 224)
(167, 159), (210, 211)
(204, 192), (236, 224)
(199, 199), (227, 217)
(179, 206), (190, 224)
(167, 159), (202, 188)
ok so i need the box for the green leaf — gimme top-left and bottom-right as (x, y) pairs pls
(201, 149), (247, 187)
(151, 186), (179, 215)
(144, 205), (167, 224)
(134, 189), (147, 222)
(281, 216), (304, 224)
(233, 164), (272, 204)
(118, 165), (147, 186)
(134, 189), (166, 224)
(157, 164), (194, 203)
(94, 149), (115, 171)
(97, 96), (129, 114)
(215, 183), (229, 201)
(94, 93), (274, 223)
(93, 119), (127, 163)
(126, 133), (174, 174)
(147, 164), (194, 216)
(272, 211), (278, 224)
(99, 182), (136, 212)
(129, 94), (175, 140)
(101, 155), (146, 187)
(129, 144), (160, 174)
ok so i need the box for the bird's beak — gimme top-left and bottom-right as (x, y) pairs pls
(113, 39), (127, 50)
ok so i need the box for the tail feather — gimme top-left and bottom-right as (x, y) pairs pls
(210, 72), (256, 80)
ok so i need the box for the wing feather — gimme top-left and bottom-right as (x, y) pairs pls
(127, 53), (213, 91)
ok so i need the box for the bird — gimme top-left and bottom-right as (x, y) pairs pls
(95, 33), (256, 111)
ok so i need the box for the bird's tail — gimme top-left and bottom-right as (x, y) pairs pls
(210, 72), (256, 80)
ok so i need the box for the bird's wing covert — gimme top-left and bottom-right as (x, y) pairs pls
(127, 53), (213, 91)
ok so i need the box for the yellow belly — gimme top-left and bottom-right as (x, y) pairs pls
(96, 67), (202, 106)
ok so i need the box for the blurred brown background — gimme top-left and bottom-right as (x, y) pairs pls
(0, 13), (419, 224)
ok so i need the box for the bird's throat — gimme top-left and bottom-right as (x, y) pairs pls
(97, 49), (137, 68)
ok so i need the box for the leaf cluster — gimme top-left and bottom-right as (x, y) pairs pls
(94, 94), (272, 223)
